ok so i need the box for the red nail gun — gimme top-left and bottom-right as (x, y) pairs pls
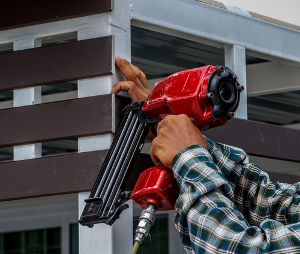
(79, 65), (243, 238)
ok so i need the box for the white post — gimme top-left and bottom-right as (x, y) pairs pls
(224, 45), (247, 119)
(78, 0), (133, 253)
(13, 38), (42, 161)
(61, 222), (70, 254)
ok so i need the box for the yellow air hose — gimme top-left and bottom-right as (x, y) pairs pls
(131, 241), (140, 254)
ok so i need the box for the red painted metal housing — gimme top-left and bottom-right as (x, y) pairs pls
(130, 165), (179, 211)
(142, 65), (227, 130)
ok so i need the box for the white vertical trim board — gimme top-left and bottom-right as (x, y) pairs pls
(61, 222), (71, 254)
(225, 45), (247, 119)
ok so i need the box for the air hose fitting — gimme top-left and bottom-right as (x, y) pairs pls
(131, 204), (156, 254)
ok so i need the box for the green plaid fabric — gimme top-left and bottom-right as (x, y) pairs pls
(172, 138), (300, 254)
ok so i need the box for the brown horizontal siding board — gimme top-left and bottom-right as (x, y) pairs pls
(267, 171), (300, 185)
(0, 0), (111, 31)
(0, 150), (152, 201)
(0, 95), (130, 147)
(0, 150), (107, 201)
(0, 149), (299, 201)
(204, 118), (300, 163)
(0, 36), (112, 91)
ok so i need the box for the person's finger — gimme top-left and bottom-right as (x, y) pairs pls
(131, 65), (149, 89)
(156, 118), (167, 135)
(112, 81), (151, 101)
(111, 81), (135, 94)
(115, 57), (143, 88)
(150, 138), (160, 164)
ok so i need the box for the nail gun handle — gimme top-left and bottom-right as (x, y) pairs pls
(130, 164), (179, 211)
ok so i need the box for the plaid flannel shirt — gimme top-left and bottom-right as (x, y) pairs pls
(172, 138), (300, 254)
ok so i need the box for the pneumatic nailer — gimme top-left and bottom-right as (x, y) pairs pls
(79, 65), (243, 246)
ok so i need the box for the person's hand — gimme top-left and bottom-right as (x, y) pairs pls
(150, 114), (208, 168)
(111, 57), (151, 101)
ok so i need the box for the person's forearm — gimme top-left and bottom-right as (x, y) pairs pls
(172, 146), (300, 253)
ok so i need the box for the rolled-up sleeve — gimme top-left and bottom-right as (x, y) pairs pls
(172, 145), (300, 254)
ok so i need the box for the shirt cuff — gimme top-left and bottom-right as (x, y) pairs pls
(172, 145), (219, 179)
(172, 145), (211, 171)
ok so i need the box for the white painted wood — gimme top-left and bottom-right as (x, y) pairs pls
(79, 193), (133, 254)
(13, 144), (42, 161)
(225, 45), (247, 119)
(78, 134), (113, 152)
(78, 193), (113, 253)
(61, 222), (70, 254)
(13, 86), (41, 107)
(78, 77), (113, 98)
(13, 38), (42, 160)
(77, 19), (111, 41)
(112, 200), (133, 254)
